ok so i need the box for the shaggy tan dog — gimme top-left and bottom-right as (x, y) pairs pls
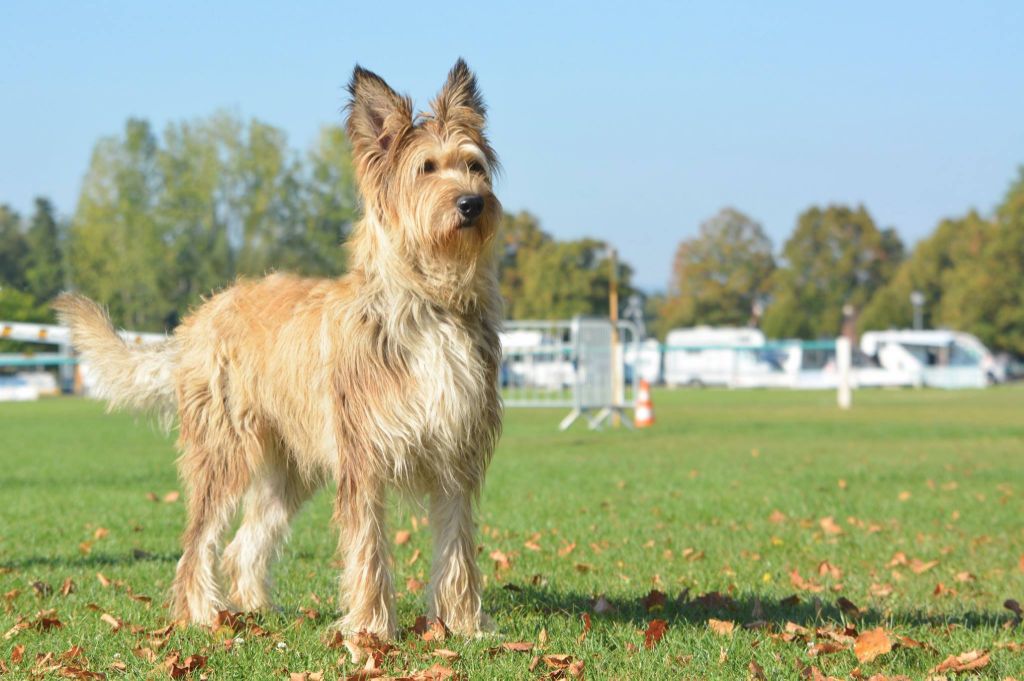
(55, 60), (503, 639)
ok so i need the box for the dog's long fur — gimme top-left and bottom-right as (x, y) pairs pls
(54, 60), (503, 638)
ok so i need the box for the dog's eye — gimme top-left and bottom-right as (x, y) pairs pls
(421, 160), (436, 175)
(468, 160), (486, 175)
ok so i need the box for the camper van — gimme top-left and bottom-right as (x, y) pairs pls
(859, 330), (997, 389)
(663, 327), (782, 387)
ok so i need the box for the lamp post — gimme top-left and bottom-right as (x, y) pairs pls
(910, 291), (925, 330)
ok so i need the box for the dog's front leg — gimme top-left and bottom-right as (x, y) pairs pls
(427, 487), (494, 636)
(334, 478), (396, 639)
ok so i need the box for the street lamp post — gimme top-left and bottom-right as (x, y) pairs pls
(910, 291), (925, 330)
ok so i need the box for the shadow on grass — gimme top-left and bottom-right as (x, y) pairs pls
(486, 584), (1013, 631)
(0, 550), (179, 571)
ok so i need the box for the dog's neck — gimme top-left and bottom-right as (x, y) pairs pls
(346, 216), (502, 322)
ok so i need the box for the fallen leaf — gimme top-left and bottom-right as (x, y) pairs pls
(854, 627), (893, 663)
(394, 530), (411, 545)
(96, 573), (111, 588)
(406, 577), (424, 593)
(101, 612), (123, 631)
(60, 578), (75, 597)
(644, 619), (668, 649)
(708, 618), (735, 636)
(930, 650), (990, 674)
(820, 517), (844, 535)
(163, 491), (180, 503)
(11, 643), (24, 663)
(909, 558), (938, 574)
(489, 550), (510, 571)
(94, 527), (109, 540)
(558, 542), (576, 557)
(432, 649), (460, 662)
(501, 641), (534, 653)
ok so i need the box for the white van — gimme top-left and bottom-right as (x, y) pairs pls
(663, 327), (780, 387)
(860, 330), (995, 388)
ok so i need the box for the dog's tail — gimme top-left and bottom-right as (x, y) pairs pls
(53, 293), (178, 420)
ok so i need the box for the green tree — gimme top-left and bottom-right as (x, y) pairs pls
(497, 211), (553, 318)
(69, 118), (170, 330)
(24, 197), (66, 303)
(157, 118), (233, 318)
(860, 211), (993, 332)
(973, 167), (1024, 353)
(515, 238), (633, 319)
(0, 205), (28, 289)
(300, 125), (357, 276)
(763, 205), (903, 339)
(657, 207), (775, 338)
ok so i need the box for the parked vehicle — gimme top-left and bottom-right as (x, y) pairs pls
(859, 330), (995, 388)
(663, 327), (779, 387)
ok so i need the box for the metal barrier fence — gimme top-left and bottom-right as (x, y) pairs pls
(501, 317), (641, 429)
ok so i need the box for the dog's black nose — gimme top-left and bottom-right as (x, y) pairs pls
(457, 194), (484, 222)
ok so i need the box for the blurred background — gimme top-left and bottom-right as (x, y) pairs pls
(2, 1), (1023, 396)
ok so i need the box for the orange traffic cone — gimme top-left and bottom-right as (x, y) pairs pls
(634, 379), (654, 428)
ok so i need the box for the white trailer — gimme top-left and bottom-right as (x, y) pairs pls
(663, 327), (779, 387)
(860, 330), (993, 389)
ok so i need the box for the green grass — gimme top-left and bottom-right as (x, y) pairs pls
(2, 387), (1024, 679)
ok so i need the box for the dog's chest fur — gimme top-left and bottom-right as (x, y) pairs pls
(348, 300), (501, 492)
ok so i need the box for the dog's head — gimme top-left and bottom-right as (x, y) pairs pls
(345, 60), (501, 296)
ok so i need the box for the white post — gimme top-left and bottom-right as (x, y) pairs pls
(836, 337), (852, 410)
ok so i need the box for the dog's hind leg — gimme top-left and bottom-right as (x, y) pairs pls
(333, 475), (396, 639)
(427, 487), (493, 636)
(172, 442), (249, 626)
(221, 454), (318, 612)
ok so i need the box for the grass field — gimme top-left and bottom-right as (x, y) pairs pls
(2, 386), (1024, 679)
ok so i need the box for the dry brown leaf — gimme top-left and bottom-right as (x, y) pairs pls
(708, 618), (735, 636)
(60, 578), (75, 597)
(930, 650), (990, 674)
(854, 627), (893, 663)
(11, 643), (24, 664)
(406, 577), (424, 593)
(910, 558), (938, 574)
(163, 491), (180, 503)
(644, 619), (668, 649)
(96, 573), (111, 588)
(394, 530), (411, 545)
(820, 517), (844, 535)
(94, 527), (109, 540)
(100, 612), (122, 631)
(748, 660), (768, 680)
(558, 542), (576, 557)
(489, 550), (510, 571)
(432, 649), (460, 662)
(502, 641), (534, 653)
(769, 510), (787, 523)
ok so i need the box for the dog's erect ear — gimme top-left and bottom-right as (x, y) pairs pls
(432, 58), (487, 126)
(346, 65), (413, 163)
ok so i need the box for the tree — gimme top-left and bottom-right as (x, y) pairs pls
(763, 205), (903, 338)
(514, 237), (634, 319)
(497, 211), (552, 318)
(0, 205), (28, 290)
(24, 197), (66, 303)
(657, 207), (775, 338)
(301, 125), (357, 276)
(69, 118), (170, 330)
(860, 211), (993, 332)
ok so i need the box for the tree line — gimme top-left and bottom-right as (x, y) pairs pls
(0, 111), (1022, 355)
(652, 170), (1024, 355)
(0, 113), (634, 336)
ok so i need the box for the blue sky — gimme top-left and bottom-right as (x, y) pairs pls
(2, 1), (1022, 291)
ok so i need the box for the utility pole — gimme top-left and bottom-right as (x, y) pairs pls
(609, 248), (621, 426)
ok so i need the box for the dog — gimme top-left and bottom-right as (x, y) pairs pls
(55, 59), (503, 639)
